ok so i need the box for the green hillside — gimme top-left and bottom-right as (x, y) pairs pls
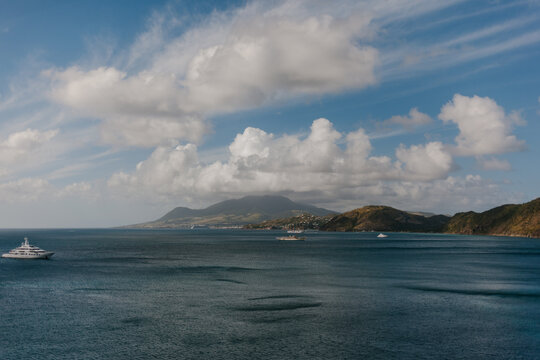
(320, 206), (450, 232)
(125, 195), (336, 228)
(444, 198), (540, 237)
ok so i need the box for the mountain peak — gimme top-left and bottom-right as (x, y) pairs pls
(140, 195), (336, 228)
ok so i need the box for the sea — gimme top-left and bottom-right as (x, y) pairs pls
(1, 229), (539, 360)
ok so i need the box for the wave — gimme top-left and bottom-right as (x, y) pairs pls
(401, 285), (540, 298)
(169, 265), (258, 273)
(215, 278), (246, 284)
(248, 294), (310, 301)
(233, 302), (322, 312)
(249, 314), (315, 324)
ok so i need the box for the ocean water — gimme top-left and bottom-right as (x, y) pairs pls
(1, 229), (539, 360)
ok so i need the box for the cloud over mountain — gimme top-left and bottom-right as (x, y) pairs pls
(107, 117), (454, 204)
(107, 92), (526, 212)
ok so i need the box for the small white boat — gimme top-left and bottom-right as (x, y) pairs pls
(1, 237), (54, 259)
(287, 229), (304, 234)
(377, 233), (388, 238)
(276, 235), (306, 241)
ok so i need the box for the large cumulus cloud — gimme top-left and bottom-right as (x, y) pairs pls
(107, 93), (525, 211)
(108, 118), (455, 203)
(47, 8), (378, 147)
(439, 94), (526, 156)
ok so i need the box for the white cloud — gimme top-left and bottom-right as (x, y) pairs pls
(370, 174), (521, 214)
(0, 177), (98, 203)
(439, 94), (526, 156)
(57, 181), (98, 200)
(385, 107), (432, 129)
(0, 128), (58, 159)
(308, 174), (521, 215)
(182, 13), (377, 112)
(46, 67), (206, 147)
(477, 156), (511, 171)
(126, 10), (170, 70)
(46, 5), (379, 147)
(0, 129), (58, 175)
(380, 9), (540, 83)
(0, 177), (164, 227)
(107, 120), (519, 214)
(108, 118), (459, 204)
(0, 178), (53, 202)
(396, 142), (453, 181)
(5, 0), (534, 152)
(442, 16), (537, 48)
(106, 100), (526, 215)
(12, 0), (529, 151)
(229, 127), (274, 160)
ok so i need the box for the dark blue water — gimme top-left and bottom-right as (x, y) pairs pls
(1, 230), (539, 359)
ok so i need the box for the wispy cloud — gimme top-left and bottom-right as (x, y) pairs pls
(404, 0), (530, 34)
(379, 0), (540, 82)
(444, 16), (537, 47)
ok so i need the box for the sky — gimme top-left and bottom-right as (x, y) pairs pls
(0, 0), (539, 227)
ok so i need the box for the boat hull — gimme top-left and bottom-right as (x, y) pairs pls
(276, 236), (306, 241)
(2, 252), (54, 260)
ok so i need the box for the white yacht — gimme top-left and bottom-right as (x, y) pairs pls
(377, 233), (388, 238)
(1, 237), (54, 259)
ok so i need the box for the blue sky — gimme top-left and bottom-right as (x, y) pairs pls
(0, 0), (539, 227)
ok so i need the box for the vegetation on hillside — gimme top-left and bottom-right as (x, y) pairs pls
(126, 195), (336, 228)
(245, 199), (540, 238)
(319, 206), (450, 232)
(244, 213), (333, 230)
(444, 198), (540, 237)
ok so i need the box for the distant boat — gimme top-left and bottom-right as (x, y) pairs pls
(190, 225), (209, 229)
(276, 235), (306, 241)
(1, 237), (54, 259)
(287, 229), (304, 234)
(377, 233), (388, 238)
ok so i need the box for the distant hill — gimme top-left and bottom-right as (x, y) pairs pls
(127, 195), (336, 228)
(319, 205), (450, 232)
(245, 199), (540, 238)
(444, 197), (540, 238)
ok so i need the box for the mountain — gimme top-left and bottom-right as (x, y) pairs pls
(128, 195), (336, 228)
(444, 197), (540, 237)
(319, 205), (450, 232)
